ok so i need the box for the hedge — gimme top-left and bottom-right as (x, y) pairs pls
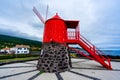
(0, 54), (39, 60)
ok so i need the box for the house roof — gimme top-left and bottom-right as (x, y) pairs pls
(15, 45), (30, 48)
(2, 47), (10, 50)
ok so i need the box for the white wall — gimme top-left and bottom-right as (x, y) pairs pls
(15, 48), (29, 54)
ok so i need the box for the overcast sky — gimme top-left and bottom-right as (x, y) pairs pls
(0, 0), (120, 49)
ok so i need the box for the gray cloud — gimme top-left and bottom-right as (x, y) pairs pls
(0, 0), (120, 49)
(0, 28), (42, 41)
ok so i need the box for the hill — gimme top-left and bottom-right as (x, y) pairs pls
(0, 34), (42, 51)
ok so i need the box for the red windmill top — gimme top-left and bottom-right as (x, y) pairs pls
(47, 13), (79, 28)
(44, 13), (80, 43)
(44, 13), (67, 43)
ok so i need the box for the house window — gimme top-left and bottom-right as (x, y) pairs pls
(18, 48), (22, 50)
(24, 51), (27, 53)
(24, 48), (27, 50)
(17, 51), (19, 53)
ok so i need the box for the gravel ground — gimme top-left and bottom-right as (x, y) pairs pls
(0, 58), (120, 80)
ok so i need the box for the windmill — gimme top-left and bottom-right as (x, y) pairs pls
(33, 6), (71, 73)
(33, 6), (112, 73)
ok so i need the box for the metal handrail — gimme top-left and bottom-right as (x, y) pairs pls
(66, 31), (112, 69)
(67, 31), (110, 60)
(80, 34), (110, 59)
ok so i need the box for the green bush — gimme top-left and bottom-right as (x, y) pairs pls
(70, 53), (77, 58)
(0, 54), (39, 60)
(0, 54), (15, 59)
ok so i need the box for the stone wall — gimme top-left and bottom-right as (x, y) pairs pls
(37, 42), (70, 73)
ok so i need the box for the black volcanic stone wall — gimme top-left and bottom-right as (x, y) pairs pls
(37, 42), (70, 73)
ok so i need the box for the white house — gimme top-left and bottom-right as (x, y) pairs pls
(0, 47), (11, 54)
(14, 45), (30, 54)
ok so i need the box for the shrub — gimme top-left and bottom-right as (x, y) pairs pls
(70, 53), (77, 58)
(0, 54), (39, 60)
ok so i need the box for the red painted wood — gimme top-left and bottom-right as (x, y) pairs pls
(43, 13), (67, 43)
(43, 13), (78, 43)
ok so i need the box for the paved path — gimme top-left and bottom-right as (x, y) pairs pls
(0, 59), (120, 80)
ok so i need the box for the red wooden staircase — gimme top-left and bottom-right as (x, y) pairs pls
(67, 31), (112, 70)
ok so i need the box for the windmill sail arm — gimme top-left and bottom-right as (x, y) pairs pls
(33, 6), (45, 24)
(45, 5), (49, 20)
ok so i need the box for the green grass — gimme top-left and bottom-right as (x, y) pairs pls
(39, 70), (45, 74)
(111, 59), (120, 61)
(0, 54), (39, 59)
(0, 57), (39, 63)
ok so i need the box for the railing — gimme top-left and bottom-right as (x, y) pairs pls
(68, 31), (110, 58)
(80, 35), (112, 69)
(67, 31), (112, 70)
(67, 31), (79, 40)
(80, 35), (110, 59)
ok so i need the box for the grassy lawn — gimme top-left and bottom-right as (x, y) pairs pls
(0, 57), (39, 63)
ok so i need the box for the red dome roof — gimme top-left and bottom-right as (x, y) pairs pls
(51, 13), (63, 20)
(45, 13), (63, 23)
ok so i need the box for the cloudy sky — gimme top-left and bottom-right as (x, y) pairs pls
(0, 0), (120, 50)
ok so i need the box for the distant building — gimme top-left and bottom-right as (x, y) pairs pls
(0, 47), (11, 54)
(0, 45), (30, 54)
(14, 45), (30, 54)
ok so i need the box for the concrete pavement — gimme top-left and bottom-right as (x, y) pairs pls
(0, 59), (120, 80)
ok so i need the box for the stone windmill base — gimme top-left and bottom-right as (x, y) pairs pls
(37, 42), (70, 73)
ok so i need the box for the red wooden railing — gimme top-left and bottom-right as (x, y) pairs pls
(67, 31), (112, 70)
